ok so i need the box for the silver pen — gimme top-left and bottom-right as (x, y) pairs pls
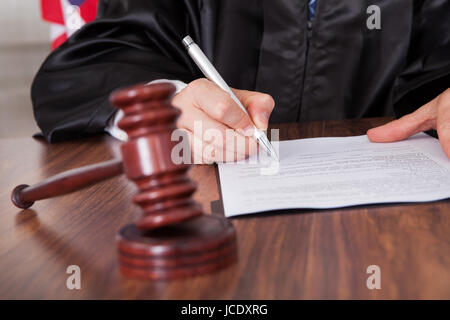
(182, 35), (278, 160)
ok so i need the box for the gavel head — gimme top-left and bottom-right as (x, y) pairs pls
(110, 83), (202, 230)
(110, 83), (237, 280)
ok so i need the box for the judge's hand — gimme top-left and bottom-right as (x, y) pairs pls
(367, 89), (450, 159)
(171, 78), (275, 163)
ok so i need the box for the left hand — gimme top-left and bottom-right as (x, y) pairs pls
(367, 88), (450, 158)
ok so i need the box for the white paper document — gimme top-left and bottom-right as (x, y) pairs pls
(218, 133), (450, 217)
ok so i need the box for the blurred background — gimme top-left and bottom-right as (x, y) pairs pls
(0, 0), (98, 138)
(0, 1), (49, 138)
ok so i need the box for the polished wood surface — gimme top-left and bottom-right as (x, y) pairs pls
(0, 117), (449, 299)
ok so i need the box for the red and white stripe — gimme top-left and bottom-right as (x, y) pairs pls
(41, 0), (98, 49)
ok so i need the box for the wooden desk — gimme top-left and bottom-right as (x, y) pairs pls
(0, 118), (449, 299)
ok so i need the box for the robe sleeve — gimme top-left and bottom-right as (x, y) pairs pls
(31, 0), (202, 142)
(393, 0), (450, 118)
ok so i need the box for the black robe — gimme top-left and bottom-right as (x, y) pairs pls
(31, 0), (450, 142)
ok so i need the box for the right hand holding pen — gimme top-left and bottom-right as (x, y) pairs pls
(171, 78), (275, 163)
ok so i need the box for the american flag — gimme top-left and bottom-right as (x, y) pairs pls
(41, 0), (98, 49)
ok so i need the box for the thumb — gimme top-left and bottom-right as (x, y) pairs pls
(233, 89), (275, 130)
(367, 98), (438, 142)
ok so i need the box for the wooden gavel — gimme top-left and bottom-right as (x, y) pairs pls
(11, 83), (237, 279)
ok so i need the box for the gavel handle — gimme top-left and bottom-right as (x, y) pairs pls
(11, 159), (124, 209)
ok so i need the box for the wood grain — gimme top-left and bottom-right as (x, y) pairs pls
(0, 118), (449, 299)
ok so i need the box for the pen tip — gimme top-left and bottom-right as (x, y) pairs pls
(257, 136), (279, 161)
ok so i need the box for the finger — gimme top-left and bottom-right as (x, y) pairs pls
(188, 79), (254, 134)
(436, 89), (450, 158)
(177, 128), (219, 164)
(216, 129), (258, 162)
(170, 128), (197, 164)
(175, 100), (230, 140)
(201, 129), (258, 163)
(233, 89), (275, 130)
(367, 97), (438, 142)
(181, 127), (257, 164)
(175, 103), (257, 160)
